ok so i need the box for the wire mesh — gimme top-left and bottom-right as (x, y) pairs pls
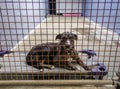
(0, 0), (120, 81)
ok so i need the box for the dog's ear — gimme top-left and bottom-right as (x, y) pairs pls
(56, 34), (61, 40)
(73, 34), (78, 40)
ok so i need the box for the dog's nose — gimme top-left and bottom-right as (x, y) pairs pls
(66, 44), (70, 48)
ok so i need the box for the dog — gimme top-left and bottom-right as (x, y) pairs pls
(26, 32), (90, 71)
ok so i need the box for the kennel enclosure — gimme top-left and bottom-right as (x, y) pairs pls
(0, 0), (120, 89)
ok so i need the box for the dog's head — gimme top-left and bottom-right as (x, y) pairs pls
(56, 32), (78, 51)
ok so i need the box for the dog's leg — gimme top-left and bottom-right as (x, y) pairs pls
(77, 60), (89, 70)
(72, 50), (100, 70)
(39, 60), (44, 72)
(53, 55), (78, 70)
(71, 50), (90, 70)
(40, 61), (55, 69)
(39, 60), (55, 71)
(67, 60), (78, 70)
(43, 64), (55, 69)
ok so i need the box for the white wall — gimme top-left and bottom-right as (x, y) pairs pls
(0, 0), (49, 50)
(84, 0), (120, 34)
(56, 0), (82, 14)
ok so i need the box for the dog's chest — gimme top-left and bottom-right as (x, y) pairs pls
(58, 49), (73, 60)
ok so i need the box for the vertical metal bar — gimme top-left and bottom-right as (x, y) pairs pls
(76, 0), (80, 79)
(100, 0), (107, 80)
(87, 0), (94, 78)
(0, 1), (7, 80)
(39, 0), (44, 80)
(18, 0), (26, 80)
(111, 0), (119, 79)
(81, 0), (86, 79)
(31, 0), (35, 80)
(105, 0), (113, 79)
(5, 0), (13, 80)
(25, 0), (30, 80)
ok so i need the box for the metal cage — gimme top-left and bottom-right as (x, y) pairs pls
(0, 0), (120, 88)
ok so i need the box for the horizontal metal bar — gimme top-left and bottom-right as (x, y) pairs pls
(0, 80), (113, 86)
(0, 71), (91, 75)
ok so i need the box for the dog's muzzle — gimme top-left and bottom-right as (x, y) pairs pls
(65, 40), (73, 49)
(66, 44), (70, 49)
(65, 40), (71, 48)
(65, 45), (74, 52)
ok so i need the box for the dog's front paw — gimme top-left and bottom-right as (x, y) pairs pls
(50, 65), (55, 70)
(39, 69), (44, 72)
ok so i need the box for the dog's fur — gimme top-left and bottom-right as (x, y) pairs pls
(26, 32), (89, 71)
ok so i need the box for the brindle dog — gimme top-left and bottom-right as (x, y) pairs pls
(26, 32), (90, 71)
